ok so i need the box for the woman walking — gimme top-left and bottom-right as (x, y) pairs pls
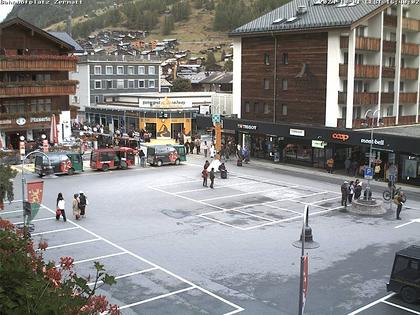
(56, 193), (67, 222)
(73, 193), (81, 220)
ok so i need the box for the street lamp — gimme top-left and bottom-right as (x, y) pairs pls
(20, 150), (56, 230)
(363, 108), (380, 200)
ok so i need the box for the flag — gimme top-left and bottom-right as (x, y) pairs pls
(26, 181), (44, 224)
(50, 114), (58, 144)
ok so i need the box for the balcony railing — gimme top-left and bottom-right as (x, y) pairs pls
(401, 67), (418, 80)
(381, 92), (394, 103)
(337, 115), (417, 128)
(402, 17), (420, 32)
(382, 67), (395, 78)
(383, 40), (396, 53)
(0, 55), (78, 72)
(384, 15), (397, 28)
(400, 92), (417, 104)
(0, 80), (78, 98)
(338, 92), (378, 105)
(339, 64), (380, 79)
(340, 36), (380, 51)
(401, 43), (419, 56)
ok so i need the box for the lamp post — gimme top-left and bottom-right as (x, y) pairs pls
(364, 108), (380, 200)
(21, 149), (56, 229)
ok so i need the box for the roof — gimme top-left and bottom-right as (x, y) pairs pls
(0, 17), (75, 51)
(200, 72), (233, 85)
(48, 32), (84, 52)
(177, 71), (208, 84)
(160, 78), (173, 87)
(230, 0), (387, 36)
(367, 125), (420, 138)
(397, 245), (420, 260)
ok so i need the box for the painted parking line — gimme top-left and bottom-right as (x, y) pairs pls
(231, 209), (276, 222)
(40, 204), (244, 314)
(347, 293), (395, 314)
(199, 186), (295, 202)
(197, 214), (247, 231)
(14, 216), (56, 225)
(381, 300), (420, 314)
(118, 286), (196, 310)
(1, 209), (24, 215)
(87, 267), (159, 286)
(44, 238), (100, 251)
(32, 226), (79, 236)
(395, 218), (420, 229)
(72, 252), (127, 265)
(174, 180), (260, 194)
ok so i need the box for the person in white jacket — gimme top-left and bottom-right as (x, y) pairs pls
(56, 192), (67, 222)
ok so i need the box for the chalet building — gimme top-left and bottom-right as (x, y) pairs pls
(69, 55), (161, 121)
(0, 18), (81, 149)
(204, 2), (420, 185)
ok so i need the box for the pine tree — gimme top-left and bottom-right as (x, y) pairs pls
(161, 15), (174, 35)
(224, 59), (233, 71)
(205, 51), (217, 71)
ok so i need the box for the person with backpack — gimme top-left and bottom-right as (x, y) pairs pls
(78, 191), (88, 218)
(56, 193), (66, 222)
(202, 168), (208, 187)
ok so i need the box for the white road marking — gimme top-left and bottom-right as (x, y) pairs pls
(152, 179), (202, 188)
(346, 293), (395, 314)
(381, 300), (420, 314)
(0, 209), (24, 215)
(44, 238), (100, 250)
(197, 214), (246, 230)
(72, 252), (127, 265)
(309, 196), (341, 205)
(32, 226), (79, 236)
(118, 286), (196, 310)
(231, 209), (275, 222)
(174, 180), (259, 194)
(395, 218), (420, 229)
(40, 204), (244, 314)
(87, 267), (158, 286)
(199, 186), (293, 202)
(14, 217), (56, 225)
(265, 204), (302, 215)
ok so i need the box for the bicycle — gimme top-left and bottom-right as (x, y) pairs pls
(383, 187), (406, 202)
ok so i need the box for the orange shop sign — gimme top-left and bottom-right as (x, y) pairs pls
(331, 133), (350, 141)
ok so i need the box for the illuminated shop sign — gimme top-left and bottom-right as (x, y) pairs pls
(237, 124), (257, 130)
(331, 133), (350, 141)
(360, 138), (385, 146)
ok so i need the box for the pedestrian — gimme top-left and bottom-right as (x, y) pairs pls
(394, 191), (405, 220)
(202, 168), (208, 187)
(203, 141), (208, 157)
(352, 160), (359, 177)
(209, 168), (215, 189)
(73, 193), (81, 220)
(139, 149), (146, 167)
(210, 144), (216, 158)
(56, 193), (67, 222)
(327, 157), (334, 173)
(348, 181), (354, 204)
(219, 162), (227, 179)
(345, 157), (351, 175)
(340, 181), (348, 207)
(184, 140), (190, 154)
(204, 160), (210, 170)
(79, 191), (88, 218)
(189, 140), (195, 155)
(374, 163), (381, 181)
(195, 138), (201, 154)
(354, 180), (362, 200)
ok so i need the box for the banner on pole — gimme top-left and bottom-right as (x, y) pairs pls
(26, 181), (44, 224)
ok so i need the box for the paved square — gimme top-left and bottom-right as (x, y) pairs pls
(150, 173), (342, 230)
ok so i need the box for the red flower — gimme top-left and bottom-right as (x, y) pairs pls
(59, 256), (74, 271)
(0, 219), (14, 231)
(45, 267), (62, 287)
(108, 304), (121, 315)
(38, 240), (48, 251)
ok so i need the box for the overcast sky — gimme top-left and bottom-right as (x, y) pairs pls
(0, 5), (14, 22)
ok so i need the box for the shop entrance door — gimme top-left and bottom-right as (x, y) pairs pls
(7, 132), (25, 149)
(313, 148), (325, 168)
(145, 123), (156, 139)
(171, 123), (183, 139)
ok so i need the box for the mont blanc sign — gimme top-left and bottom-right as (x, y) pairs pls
(360, 138), (385, 146)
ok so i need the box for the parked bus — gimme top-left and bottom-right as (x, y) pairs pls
(35, 152), (83, 176)
(146, 144), (186, 167)
(90, 147), (135, 171)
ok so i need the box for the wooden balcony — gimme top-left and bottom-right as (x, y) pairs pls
(381, 92), (394, 103)
(0, 80), (78, 98)
(384, 15), (397, 28)
(340, 36), (380, 51)
(0, 55), (78, 72)
(400, 92), (417, 104)
(383, 40), (396, 53)
(402, 17), (420, 32)
(401, 67), (418, 80)
(338, 92), (378, 105)
(401, 43), (419, 56)
(382, 67), (395, 78)
(337, 116), (417, 128)
(339, 64), (380, 79)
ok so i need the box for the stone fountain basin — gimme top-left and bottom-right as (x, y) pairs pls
(349, 198), (386, 216)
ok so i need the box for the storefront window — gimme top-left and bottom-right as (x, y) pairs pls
(285, 144), (311, 162)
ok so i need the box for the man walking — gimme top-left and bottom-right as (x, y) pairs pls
(203, 141), (208, 158)
(184, 140), (190, 154)
(341, 181), (349, 207)
(195, 138), (201, 154)
(394, 191), (405, 220)
(209, 168), (215, 189)
(139, 149), (146, 167)
(202, 168), (208, 187)
(78, 191), (88, 218)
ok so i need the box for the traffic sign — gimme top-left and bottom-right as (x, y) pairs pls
(364, 167), (373, 180)
(212, 114), (221, 124)
(388, 174), (396, 182)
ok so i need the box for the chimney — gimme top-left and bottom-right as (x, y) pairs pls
(296, 5), (307, 15)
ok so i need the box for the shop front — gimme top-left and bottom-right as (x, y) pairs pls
(197, 115), (420, 186)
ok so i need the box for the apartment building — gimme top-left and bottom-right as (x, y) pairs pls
(70, 55), (161, 120)
(199, 1), (420, 185)
(0, 18), (80, 149)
